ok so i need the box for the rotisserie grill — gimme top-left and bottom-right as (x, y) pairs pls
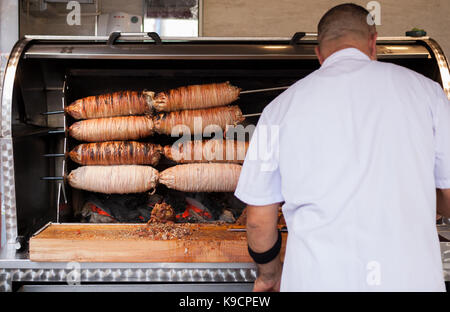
(0, 33), (449, 291)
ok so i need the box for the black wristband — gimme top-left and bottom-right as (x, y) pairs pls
(248, 229), (282, 264)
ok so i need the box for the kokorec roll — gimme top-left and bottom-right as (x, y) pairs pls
(69, 141), (162, 166)
(67, 165), (159, 194)
(65, 91), (154, 120)
(164, 139), (249, 163)
(69, 116), (154, 142)
(154, 106), (245, 136)
(159, 163), (242, 192)
(153, 82), (240, 112)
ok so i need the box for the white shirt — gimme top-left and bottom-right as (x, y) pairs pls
(235, 48), (449, 292)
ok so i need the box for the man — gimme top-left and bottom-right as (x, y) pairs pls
(235, 3), (450, 292)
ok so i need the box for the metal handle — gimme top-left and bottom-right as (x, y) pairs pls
(290, 32), (307, 45)
(107, 31), (162, 46)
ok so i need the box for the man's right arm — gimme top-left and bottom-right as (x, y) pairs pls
(437, 189), (450, 218)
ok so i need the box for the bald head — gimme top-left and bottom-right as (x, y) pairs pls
(315, 3), (378, 64)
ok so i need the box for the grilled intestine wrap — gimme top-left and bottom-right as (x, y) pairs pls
(159, 163), (242, 192)
(67, 165), (159, 194)
(64, 82), (239, 120)
(153, 106), (245, 136)
(69, 141), (162, 166)
(68, 116), (154, 142)
(152, 82), (241, 112)
(164, 139), (249, 164)
(65, 91), (154, 120)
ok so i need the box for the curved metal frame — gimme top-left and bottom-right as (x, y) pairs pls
(1, 38), (32, 251)
(423, 38), (450, 98)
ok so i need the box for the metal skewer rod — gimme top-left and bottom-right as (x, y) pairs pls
(41, 86), (290, 116)
(60, 181), (68, 204)
(41, 176), (64, 181)
(240, 86), (290, 94)
(41, 110), (64, 115)
(43, 153), (65, 157)
(242, 113), (262, 118)
(48, 129), (66, 134)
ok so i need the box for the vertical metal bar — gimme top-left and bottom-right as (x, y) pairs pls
(0, 34), (29, 250)
(60, 181), (67, 205)
(56, 76), (68, 223)
(198, 0), (203, 37)
(94, 0), (99, 36)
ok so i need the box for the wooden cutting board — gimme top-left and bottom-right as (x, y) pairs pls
(29, 223), (287, 262)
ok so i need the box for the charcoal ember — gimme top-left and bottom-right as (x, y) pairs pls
(219, 209), (236, 223)
(147, 193), (164, 207)
(176, 197), (214, 223)
(184, 210), (206, 223)
(191, 193), (227, 220)
(148, 202), (176, 223)
(235, 207), (247, 225)
(193, 193), (246, 221)
(225, 195), (246, 217)
(80, 202), (116, 223)
(83, 193), (152, 223)
(163, 189), (188, 215)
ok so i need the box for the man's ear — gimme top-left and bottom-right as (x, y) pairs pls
(369, 32), (378, 60)
(315, 46), (324, 65)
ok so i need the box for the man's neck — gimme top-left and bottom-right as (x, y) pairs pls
(321, 43), (371, 61)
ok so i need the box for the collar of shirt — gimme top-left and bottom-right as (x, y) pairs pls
(321, 48), (371, 68)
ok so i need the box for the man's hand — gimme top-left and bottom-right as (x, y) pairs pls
(253, 254), (282, 292)
(246, 203), (283, 292)
(437, 189), (450, 218)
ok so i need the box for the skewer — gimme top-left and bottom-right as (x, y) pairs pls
(239, 86), (289, 94)
(60, 181), (68, 204)
(41, 85), (290, 116)
(41, 110), (64, 116)
(41, 177), (68, 204)
(48, 129), (66, 135)
(41, 176), (64, 181)
(43, 153), (65, 157)
(242, 112), (262, 118)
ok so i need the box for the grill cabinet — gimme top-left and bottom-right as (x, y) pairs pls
(0, 33), (449, 291)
